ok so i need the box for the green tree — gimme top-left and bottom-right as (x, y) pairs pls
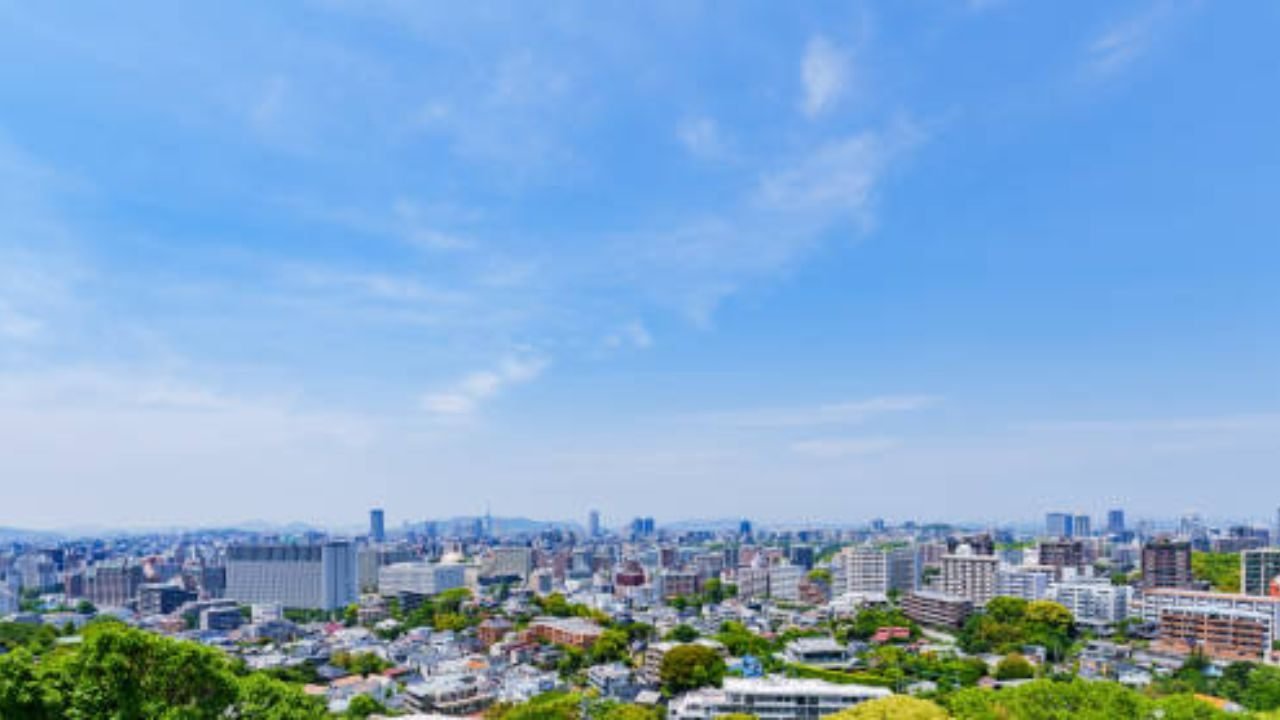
(1242, 664), (1280, 712)
(235, 674), (327, 719)
(830, 695), (948, 719)
(994, 653), (1035, 681)
(0, 648), (61, 719)
(591, 628), (631, 664)
(1191, 552), (1242, 593)
(665, 624), (700, 642)
(660, 644), (725, 695)
(344, 693), (387, 718)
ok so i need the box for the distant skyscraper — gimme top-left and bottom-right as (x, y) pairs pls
(739, 519), (753, 539)
(1046, 512), (1073, 539)
(588, 510), (601, 538)
(1073, 514), (1092, 538)
(1107, 509), (1126, 535)
(1141, 539), (1193, 589)
(370, 508), (385, 543)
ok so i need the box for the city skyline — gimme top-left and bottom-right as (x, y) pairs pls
(2, 2), (1278, 528)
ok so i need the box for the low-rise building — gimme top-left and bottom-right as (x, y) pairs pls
(901, 591), (974, 629)
(667, 676), (891, 719)
(782, 637), (852, 669)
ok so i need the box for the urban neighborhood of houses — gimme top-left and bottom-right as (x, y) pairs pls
(3, 507), (1280, 719)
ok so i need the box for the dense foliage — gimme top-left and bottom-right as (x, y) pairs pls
(0, 621), (326, 719)
(1192, 552), (1242, 593)
(659, 644), (726, 695)
(957, 597), (1074, 660)
(830, 695), (950, 719)
(946, 678), (1233, 719)
(836, 606), (921, 642)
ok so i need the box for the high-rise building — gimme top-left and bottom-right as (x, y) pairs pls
(1046, 512), (1074, 539)
(485, 546), (534, 580)
(370, 508), (386, 543)
(1073, 514), (1092, 538)
(788, 545), (815, 571)
(1107, 509), (1126, 535)
(941, 548), (998, 606)
(1141, 539), (1194, 589)
(1038, 540), (1087, 580)
(739, 519), (753, 539)
(588, 510), (601, 539)
(1242, 548), (1280, 597)
(838, 546), (917, 596)
(1046, 577), (1130, 630)
(225, 541), (357, 610)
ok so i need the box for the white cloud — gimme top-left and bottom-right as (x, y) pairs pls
(758, 120), (922, 218)
(421, 354), (550, 418)
(801, 36), (850, 117)
(677, 116), (724, 158)
(1085, 2), (1176, 77)
(604, 321), (653, 350)
(791, 435), (899, 458)
(693, 394), (938, 429)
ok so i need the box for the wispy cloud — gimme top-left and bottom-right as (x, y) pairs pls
(801, 36), (851, 117)
(615, 118), (926, 324)
(757, 123), (919, 220)
(421, 354), (550, 418)
(1085, 2), (1179, 78)
(692, 394), (938, 429)
(677, 116), (725, 159)
(604, 321), (653, 350)
(791, 435), (899, 458)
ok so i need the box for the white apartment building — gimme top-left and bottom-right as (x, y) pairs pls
(736, 567), (770, 600)
(486, 547), (534, 580)
(667, 677), (890, 719)
(838, 545), (916, 596)
(1047, 577), (1131, 629)
(1140, 588), (1280, 628)
(995, 567), (1054, 601)
(225, 541), (356, 610)
(378, 562), (467, 597)
(941, 550), (998, 607)
(768, 565), (804, 602)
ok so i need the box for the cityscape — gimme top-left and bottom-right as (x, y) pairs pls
(3, 507), (1280, 718)
(2, 1), (1279, 719)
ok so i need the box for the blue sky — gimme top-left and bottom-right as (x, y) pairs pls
(1, 1), (1277, 530)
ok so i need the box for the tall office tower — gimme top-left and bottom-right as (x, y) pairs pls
(370, 508), (385, 543)
(789, 545), (815, 571)
(588, 510), (601, 539)
(1046, 512), (1074, 539)
(839, 546), (917, 596)
(225, 541), (357, 610)
(940, 548), (999, 606)
(739, 519), (753, 539)
(1038, 540), (1087, 580)
(1242, 548), (1280, 596)
(1141, 539), (1193, 589)
(1107, 509), (1126, 535)
(1073, 514), (1092, 538)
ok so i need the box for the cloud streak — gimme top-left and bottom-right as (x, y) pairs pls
(801, 36), (850, 117)
(421, 354), (550, 418)
(691, 394), (938, 429)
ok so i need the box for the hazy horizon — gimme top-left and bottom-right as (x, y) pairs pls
(1, 2), (1277, 529)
